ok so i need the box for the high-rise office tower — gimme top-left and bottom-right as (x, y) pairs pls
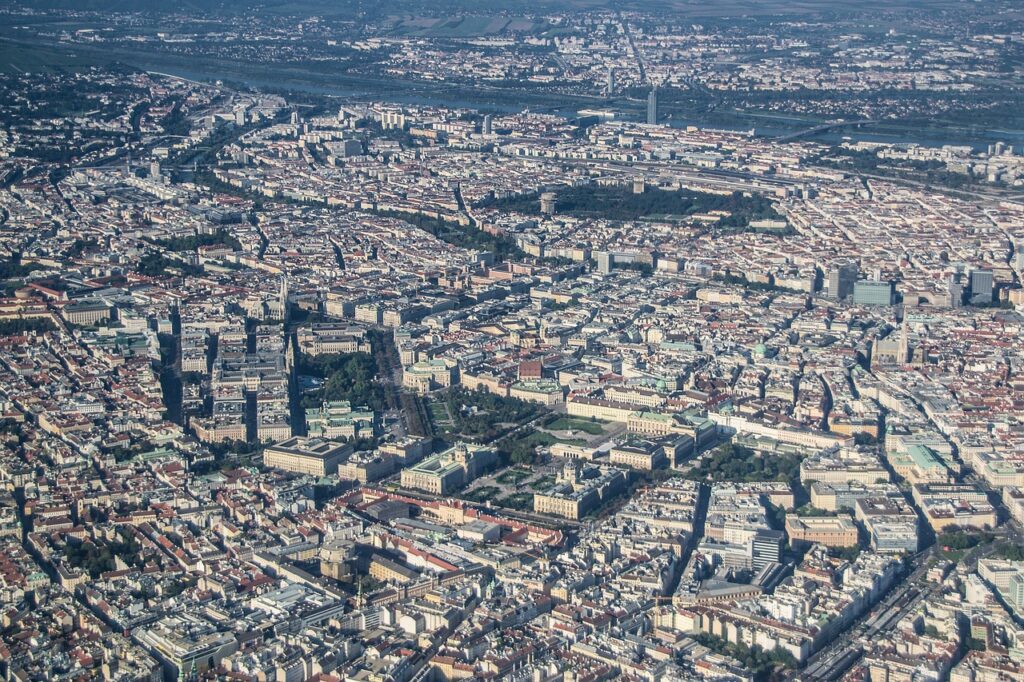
(607, 67), (615, 96)
(969, 268), (994, 305)
(853, 279), (894, 306)
(540, 192), (557, 215)
(482, 114), (493, 136)
(647, 86), (658, 125)
(751, 529), (784, 571)
(827, 262), (859, 300)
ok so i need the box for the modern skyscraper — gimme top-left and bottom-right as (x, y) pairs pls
(482, 114), (493, 135)
(540, 192), (557, 215)
(969, 268), (994, 305)
(828, 262), (859, 300)
(607, 67), (615, 96)
(1009, 572), (1024, 613)
(751, 529), (785, 571)
(647, 86), (658, 125)
(948, 275), (963, 308)
(853, 279), (895, 306)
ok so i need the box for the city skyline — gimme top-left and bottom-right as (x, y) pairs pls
(0, 2), (1023, 681)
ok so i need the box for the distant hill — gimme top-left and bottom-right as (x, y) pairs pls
(5, 0), (971, 17)
(4, 0), (341, 14)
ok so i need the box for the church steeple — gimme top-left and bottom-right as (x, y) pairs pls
(279, 275), (289, 322)
(899, 316), (910, 364)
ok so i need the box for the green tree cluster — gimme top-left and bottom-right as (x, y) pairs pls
(491, 185), (781, 226)
(146, 229), (242, 252)
(692, 633), (798, 680)
(299, 352), (385, 412)
(994, 543), (1024, 561)
(440, 387), (543, 441)
(63, 530), (143, 578)
(685, 442), (801, 483)
(136, 252), (203, 277)
(205, 439), (262, 459)
(937, 529), (994, 551)
(828, 545), (862, 562)
(0, 260), (41, 279)
(376, 210), (526, 262)
(0, 318), (57, 336)
(496, 429), (558, 465)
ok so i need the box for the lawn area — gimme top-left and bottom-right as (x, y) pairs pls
(544, 416), (606, 435)
(496, 468), (532, 485)
(529, 475), (556, 491)
(462, 486), (501, 503)
(428, 402), (452, 424)
(500, 492), (534, 511)
(937, 547), (968, 562)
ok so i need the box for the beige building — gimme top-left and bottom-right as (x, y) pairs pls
(1003, 487), (1024, 525)
(785, 515), (859, 548)
(912, 483), (998, 532)
(61, 301), (112, 326)
(886, 445), (954, 485)
(509, 380), (564, 406)
(461, 371), (511, 397)
(800, 448), (888, 485)
(627, 411), (718, 449)
(603, 384), (667, 409)
(400, 442), (496, 495)
(296, 323), (371, 356)
(263, 436), (352, 476)
(533, 464), (627, 520)
(549, 443), (599, 461)
(566, 395), (636, 422)
(402, 359), (456, 394)
(337, 452), (397, 483)
(369, 554), (419, 583)
(257, 417), (292, 443)
(379, 436), (433, 465)
(608, 440), (670, 471)
(190, 416), (246, 444)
